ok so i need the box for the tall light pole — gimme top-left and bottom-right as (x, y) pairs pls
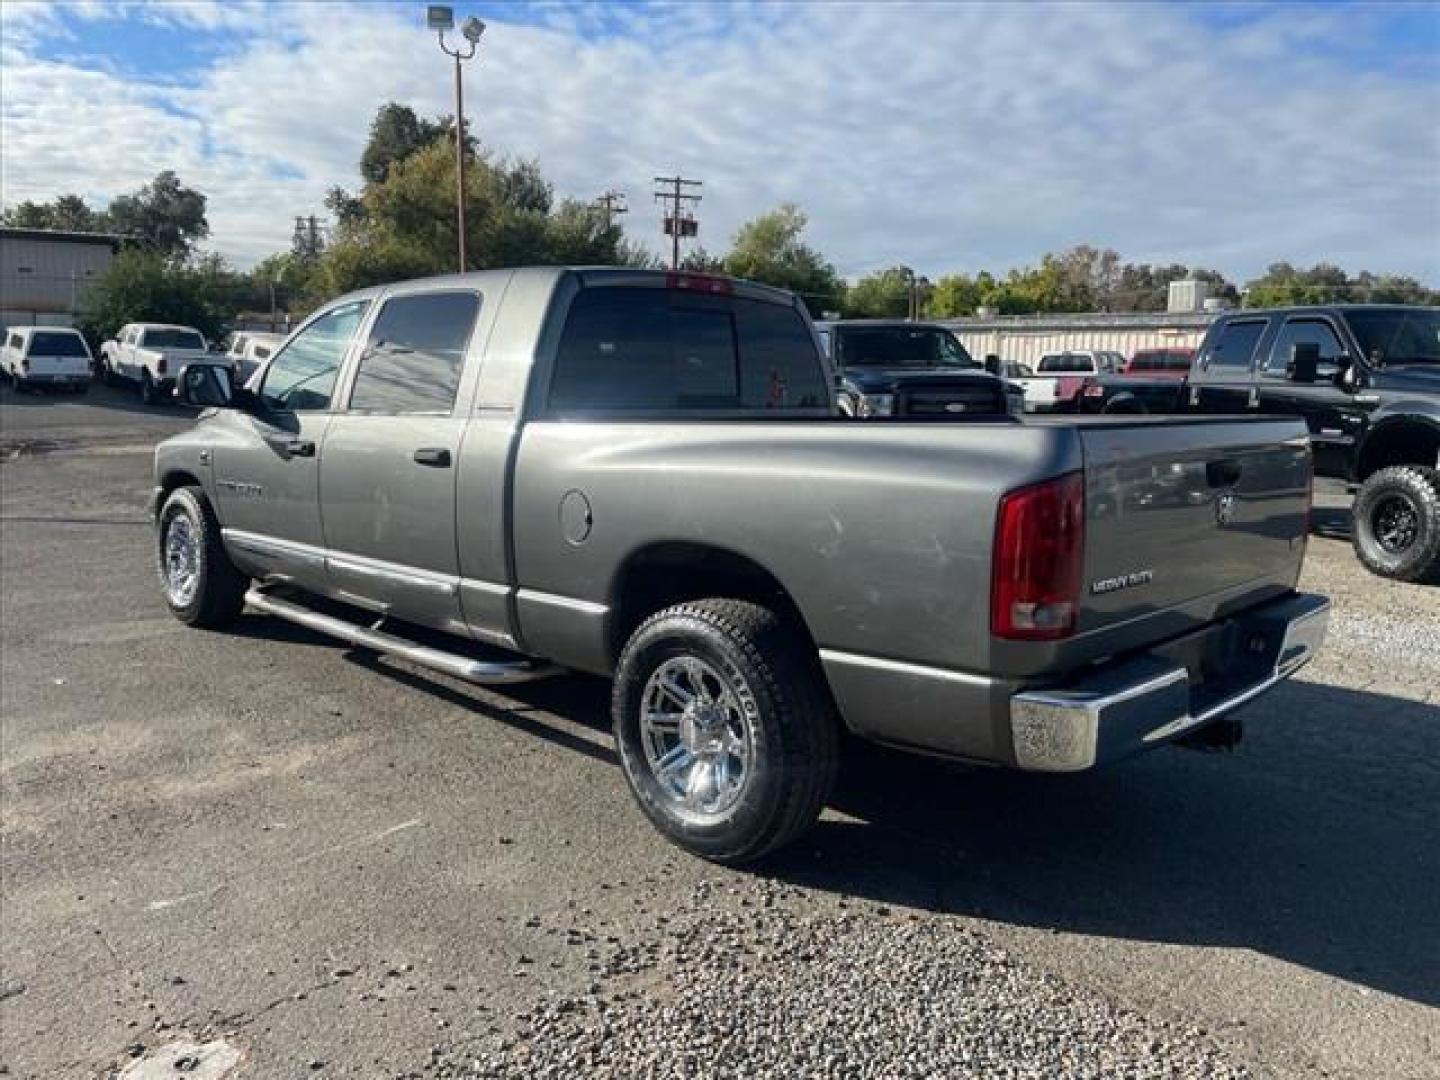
(429, 6), (485, 273)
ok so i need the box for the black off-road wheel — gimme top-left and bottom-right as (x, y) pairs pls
(140, 371), (159, 405)
(156, 486), (249, 627)
(612, 599), (839, 865)
(1351, 466), (1440, 584)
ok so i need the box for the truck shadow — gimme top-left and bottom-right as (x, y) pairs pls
(1310, 505), (1352, 542)
(761, 678), (1440, 1008)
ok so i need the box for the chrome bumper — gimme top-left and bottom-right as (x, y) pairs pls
(1009, 592), (1330, 772)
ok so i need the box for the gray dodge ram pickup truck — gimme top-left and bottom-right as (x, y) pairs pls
(153, 267), (1330, 864)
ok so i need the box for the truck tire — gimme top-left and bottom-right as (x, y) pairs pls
(612, 599), (839, 865)
(140, 371), (159, 405)
(1351, 466), (1440, 584)
(156, 486), (248, 627)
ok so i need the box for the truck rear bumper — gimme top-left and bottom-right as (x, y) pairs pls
(1010, 592), (1329, 771)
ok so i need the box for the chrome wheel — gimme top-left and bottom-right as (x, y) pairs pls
(163, 513), (201, 606)
(640, 656), (756, 820)
(1374, 494), (1419, 554)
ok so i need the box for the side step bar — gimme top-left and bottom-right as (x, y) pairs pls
(244, 587), (555, 687)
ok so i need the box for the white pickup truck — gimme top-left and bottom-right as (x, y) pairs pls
(1, 326), (93, 392)
(100, 323), (219, 404)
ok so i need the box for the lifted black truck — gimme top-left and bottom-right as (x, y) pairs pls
(1078, 305), (1440, 582)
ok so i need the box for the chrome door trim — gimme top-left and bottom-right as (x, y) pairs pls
(328, 551), (459, 599)
(223, 528), (327, 573)
(818, 648), (996, 688)
(224, 529), (610, 622)
(515, 587), (609, 616)
(461, 577), (511, 598)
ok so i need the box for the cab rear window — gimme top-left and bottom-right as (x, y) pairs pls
(28, 332), (89, 357)
(548, 289), (827, 414)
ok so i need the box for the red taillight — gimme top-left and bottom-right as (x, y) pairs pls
(666, 272), (733, 295)
(156, 356), (167, 375)
(991, 471), (1085, 641)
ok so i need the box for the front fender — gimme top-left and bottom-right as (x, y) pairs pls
(153, 427), (218, 512)
(1355, 407), (1440, 477)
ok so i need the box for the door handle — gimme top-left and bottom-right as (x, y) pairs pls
(266, 435), (315, 457)
(413, 447), (451, 467)
(1206, 460), (1243, 488)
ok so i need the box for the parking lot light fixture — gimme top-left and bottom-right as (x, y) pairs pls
(431, 7), (484, 273)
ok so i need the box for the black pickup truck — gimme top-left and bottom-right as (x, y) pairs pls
(813, 319), (1022, 419)
(1078, 305), (1440, 582)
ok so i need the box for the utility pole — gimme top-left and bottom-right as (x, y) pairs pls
(593, 189), (628, 228)
(652, 175), (701, 270)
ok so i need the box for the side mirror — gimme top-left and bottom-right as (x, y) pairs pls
(1287, 343), (1319, 384)
(177, 363), (237, 408)
(984, 354), (1002, 375)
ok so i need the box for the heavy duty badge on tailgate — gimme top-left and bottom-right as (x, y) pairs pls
(1090, 569), (1155, 595)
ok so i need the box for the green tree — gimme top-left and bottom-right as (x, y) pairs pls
(76, 249), (236, 345)
(360, 103), (446, 185)
(678, 246), (725, 273)
(925, 273), (984, 318)
(844, 266), (913, 318)
(312, 136), (650, 298)
(1243, 262), (1437, 307)
(106, 171), (209, 257)
(2, 193), (105, 231)
(720, 204), (844, 315)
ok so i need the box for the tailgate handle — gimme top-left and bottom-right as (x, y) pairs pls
(1206, 460), (1243, 488)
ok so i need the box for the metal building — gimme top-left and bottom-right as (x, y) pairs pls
(0, 227), (126, 329)
(941, 310), (1218, 367)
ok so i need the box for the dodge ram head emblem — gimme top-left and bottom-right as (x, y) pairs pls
(1214, 490), (1237, 526)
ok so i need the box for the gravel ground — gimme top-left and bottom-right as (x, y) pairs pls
(3, 388), (1437, 1079)
(453, 880), (1248, 1080)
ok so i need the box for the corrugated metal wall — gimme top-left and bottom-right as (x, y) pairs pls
(949, 324), (1208, 366)
(937, 312), (1216, 366)
(0, 235), (116, 317)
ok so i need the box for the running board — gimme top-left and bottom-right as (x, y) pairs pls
(244, 587), (555, 686)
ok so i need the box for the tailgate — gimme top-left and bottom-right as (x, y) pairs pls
(27, 353), (90, 377)
(1079, 418), (1310, 636)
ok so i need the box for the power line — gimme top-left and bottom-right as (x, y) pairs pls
(653, 175), (701, 270)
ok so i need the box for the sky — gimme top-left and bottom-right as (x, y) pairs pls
(2, 0), (1437, 283)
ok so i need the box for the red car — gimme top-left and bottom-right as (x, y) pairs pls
(1123, 348), (1195, 378)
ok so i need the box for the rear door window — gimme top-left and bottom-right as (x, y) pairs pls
(735, 301), (828, 408)
(1201, 320), (1267, 372)
(548, 288), (826, 414)
(348, 291), (481, 414)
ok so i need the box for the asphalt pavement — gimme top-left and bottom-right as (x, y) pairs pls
(2, 381), (1437, 1078)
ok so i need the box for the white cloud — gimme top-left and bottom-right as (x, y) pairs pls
(2, 1), (1435, 282)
